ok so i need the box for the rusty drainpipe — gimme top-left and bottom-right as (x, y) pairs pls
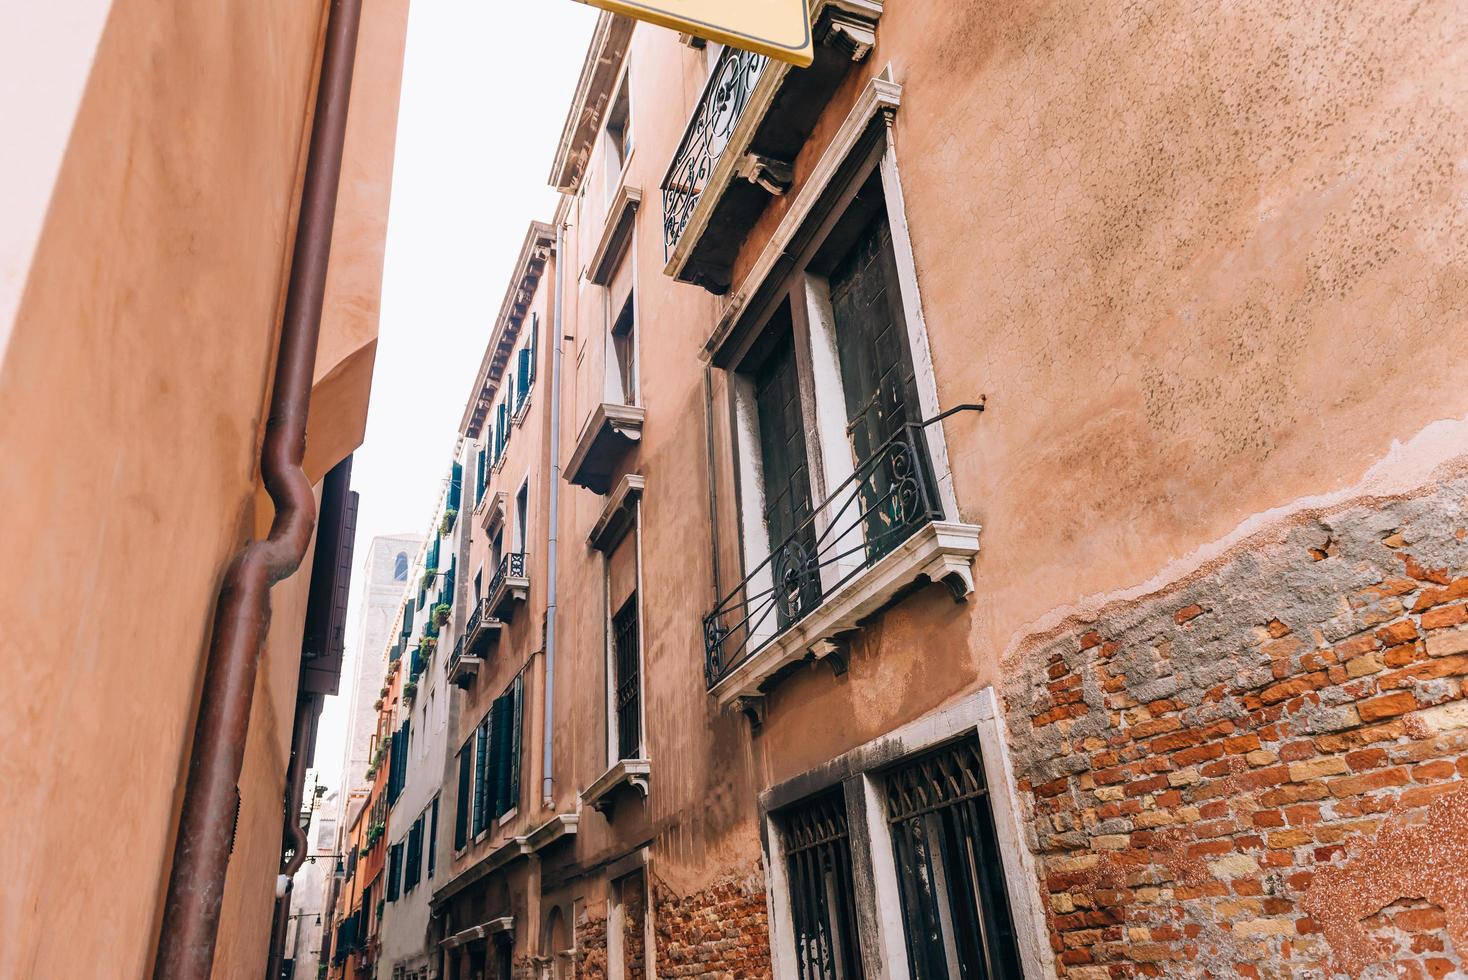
(153, 1), (363, 976)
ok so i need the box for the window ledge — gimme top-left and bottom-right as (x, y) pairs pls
(587, 184), (642, 285)
(565, 403), (645, 494)
(589, 474), (645, 552)
(527, 813), (579, 852)
(711, 520), (980, 707)
(580, 758), (650, 816)
(443, 915), (514, 950)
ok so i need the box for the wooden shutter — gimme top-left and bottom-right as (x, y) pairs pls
(448, 461), (463, 512)
(301, 456), (358, 695)
(387, 842), (402, 901)
(528, 313), (538, 383)
(455, 748), (471, 849)
(508, 676), (523, 815)
(428, 797), (440, 878)
(473, 720), (490, 834)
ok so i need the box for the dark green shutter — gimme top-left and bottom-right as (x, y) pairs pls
(448, 461), (463, 512)
(428, 797), (439, 878)
(386, 843), (402, 901)
(473, 720), (489, 834)
(508, 676), (523, 815)
(455, 748), (471, 849)
(528, 313), (538, 383)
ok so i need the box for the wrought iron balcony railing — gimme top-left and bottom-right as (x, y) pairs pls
(661, 45), (769, 260)
(703, 419), (947, 690)
(488, 551), (524, 602)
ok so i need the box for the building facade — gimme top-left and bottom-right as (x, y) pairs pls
(371, 3), (1468, 979)
(0, 1), (411, 977)
(342, 534), (429, 829)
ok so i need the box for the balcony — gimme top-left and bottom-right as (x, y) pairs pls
(703, 418), (980, 707)
(449, 598), (504, 688)
(564, 403), (645, 495)
(661, 0), (884, 293)
(486, 552), (529, 621)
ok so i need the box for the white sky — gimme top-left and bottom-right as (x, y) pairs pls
(311, 0), (599, 785)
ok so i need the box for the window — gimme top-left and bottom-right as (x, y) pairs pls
(610, 291), (636, 405)
(514, 481), (529, 554)
(706, 157), (953, 688)
(393, 552), (409, 581)
(884, 738), (1022, 979)
(604, 79), (632, 201)
(405, 815), (424, 891)
(386, 842), (403, 901)
(779, 792), (864, 980)
(612, 593), (642, 761)
(387, 721), (410, 805)
(471, 675), (525, 836)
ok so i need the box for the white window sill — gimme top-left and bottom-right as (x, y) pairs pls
(580, 758), (651, 816)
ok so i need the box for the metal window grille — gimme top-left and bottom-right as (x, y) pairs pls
(780, 791), (865, 980)
(613, 594), (642, 760)
(884, 737), (1023, 980)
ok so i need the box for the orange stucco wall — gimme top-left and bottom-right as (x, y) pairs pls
(0, 0), (409, 976)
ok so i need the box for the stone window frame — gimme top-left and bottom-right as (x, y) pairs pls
(605, 847), (658, 980)
(706, 71), (978, 703)
(758, 689), (1054, 979)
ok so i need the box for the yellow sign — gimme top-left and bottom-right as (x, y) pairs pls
(575, 0), (814, 67)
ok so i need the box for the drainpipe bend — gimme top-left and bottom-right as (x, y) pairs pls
(153, 2), (363, 977)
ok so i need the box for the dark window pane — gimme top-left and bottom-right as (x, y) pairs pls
(780, 791), (865, 980)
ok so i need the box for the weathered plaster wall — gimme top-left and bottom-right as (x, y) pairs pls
(732, 0), (1468, 809)
(0, 0), (409, 975)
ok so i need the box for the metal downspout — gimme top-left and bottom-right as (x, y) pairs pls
(542, 221), (566, 807)
(263, 696), (319, 980)
(153, 1), (364, 975)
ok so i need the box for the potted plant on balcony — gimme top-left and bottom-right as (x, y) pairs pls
(373, 698), (384, 712)
(432, 602), (451, 628)
(419, 634), (437, 656)
(379, 685), (389, 699)
(421, 567), (437, 592)
(403, 680), (418, 704)
(366, 822), (384, 848)
(364, 764), (376, 781)
(440, 509), (458, 535)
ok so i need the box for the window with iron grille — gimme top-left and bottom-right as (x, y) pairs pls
(780, 791), (865, 980)
(612, 593), (642, 761)
(884, 737), (1022, 979)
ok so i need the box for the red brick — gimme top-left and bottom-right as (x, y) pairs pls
(1422, 602), (1468, 631)
(1413, 578), (1468, 611)
(1326, 766), (1410, 798)
(1357, 690), (1418, 722)
(1175, 604), (1204, 625)
(1345, 748), (1387, 771)
(1278, 740), (1315, 762)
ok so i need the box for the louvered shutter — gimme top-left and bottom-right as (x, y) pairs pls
(455, 748), (471, 849)
(473, 721), (489, 834)
(476, 448), (487, 502)
(448, 461), (463, 512)
(528, 313), (538, 384)
(386, 843), (402, 901)
(507, 676), (523, 816)
(428, 797), (440, 878)
(516, 348), (531, 408)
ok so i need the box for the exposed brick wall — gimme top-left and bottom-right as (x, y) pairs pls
(575, 909), (607, 980)
(654, 866), (773, 978)
(1005, 483), (1468, 978)
(623, 872), (647, 980)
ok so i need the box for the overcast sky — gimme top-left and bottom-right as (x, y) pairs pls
(311, 0), (598, 785)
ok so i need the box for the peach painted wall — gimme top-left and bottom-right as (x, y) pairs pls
(0, 0), (409, 976)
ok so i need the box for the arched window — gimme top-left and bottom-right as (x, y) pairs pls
(393, 552), (409, 581)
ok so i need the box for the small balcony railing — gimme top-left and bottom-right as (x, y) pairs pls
(704, 418), (952, 690)
(661, 45), (769, 260)
(486, 551), (529, 621)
